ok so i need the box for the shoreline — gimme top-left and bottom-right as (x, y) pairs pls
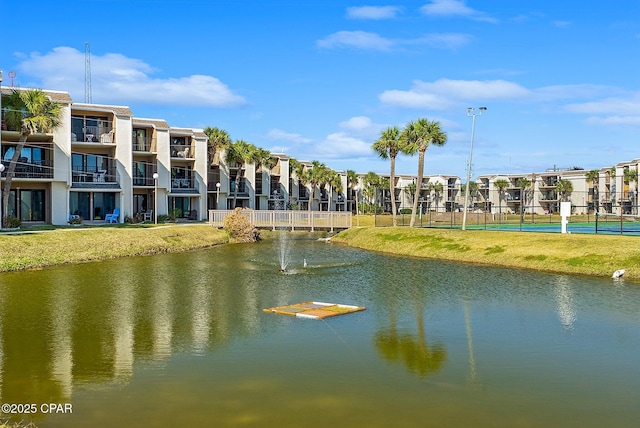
(0, 224), (228, 273)
(2, 223), (638, 282)
(331, 226), (639, 282)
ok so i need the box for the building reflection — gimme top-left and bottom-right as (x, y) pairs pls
(554, 275), (576, 331)
(0, 254), (268, 406)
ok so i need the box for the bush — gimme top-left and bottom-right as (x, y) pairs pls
(2, 215), (21, 229)
(223, 208), (260, 242)
(399, 208), (413, 214)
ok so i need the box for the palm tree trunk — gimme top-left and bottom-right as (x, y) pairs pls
(410, 149), (426, 227)
(2, 135), (27, 224)
(232, 168), (241, 208)
(390, 155), (397, 226)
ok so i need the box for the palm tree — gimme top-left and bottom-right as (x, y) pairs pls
(203, 126), (231, 165)
(346, 169), (358, 213)
(400, 118), (447, 227)
(515, 177), (531, 217)
(224, 139), (256, 208)
(373, 126), (404, 226)
(623, 168), (638, 214)
(250, 147), (275, 197)
(461, 181), (479, 215)
(555, 179), (573, 202)
(299, 160), (327, 212)
(2, 89), (62, 227)
(404, 182), (417, 210)
(432, 182), (444, 212)
(585, 169), (599, 213)
(493, 179), (510, 220)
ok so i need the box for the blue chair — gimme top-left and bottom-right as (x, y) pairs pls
(105, 208), (120, 224)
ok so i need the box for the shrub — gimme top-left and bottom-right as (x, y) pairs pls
(399, 208), (413, 214)
(223, 208), (260, 242)
(2, 215), (21, 229)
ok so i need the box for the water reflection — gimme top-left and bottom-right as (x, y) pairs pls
(0, 237), (639, 427)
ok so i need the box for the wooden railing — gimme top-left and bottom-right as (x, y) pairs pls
(208, 210), (352, 231)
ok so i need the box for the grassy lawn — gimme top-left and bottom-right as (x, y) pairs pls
(0, 224), (228, 272)
(333, 225), (640, 281)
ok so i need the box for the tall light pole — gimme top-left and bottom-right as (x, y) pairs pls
(462, 107), (486, 231)
(0, 164), (5, 226)
(153, 172), (159, 224)
(354, 185), (360, 226)
(216, 182), (221, 209)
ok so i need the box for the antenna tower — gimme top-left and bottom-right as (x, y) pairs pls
(85, 42), (92, 103)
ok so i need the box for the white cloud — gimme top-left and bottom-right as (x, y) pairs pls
(266, 129), (313, 143)
(346, 6), (402, 20)
(379, 78), (529, 109)
(317, 31), (472, 52)
(410, 33), (473, 49)
(314, 132), (373, 159)
(584, 116), (640, 126)
(16, 46), (246, 107)
(420, 0), (497, 23)
(339, 116), (374, 131)
(317, 31), (395, 51)
(553, 20), (571, 28)
(564, 94), (640, 115)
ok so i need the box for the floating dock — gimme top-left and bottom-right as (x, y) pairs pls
(263, 301), (366, 319)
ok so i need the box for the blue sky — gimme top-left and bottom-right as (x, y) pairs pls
(3, 0), (640, 179)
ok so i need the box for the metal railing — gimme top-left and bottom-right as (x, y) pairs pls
(209, 210), (352, 231)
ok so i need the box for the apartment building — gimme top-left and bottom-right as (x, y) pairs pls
(3, 85), (639, 225)
(1, 87), (211, 225)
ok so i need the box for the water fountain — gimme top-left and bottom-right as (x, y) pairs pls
(278, 230), (291, 272)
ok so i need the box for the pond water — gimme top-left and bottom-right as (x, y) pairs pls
(0, 233), (639, 427)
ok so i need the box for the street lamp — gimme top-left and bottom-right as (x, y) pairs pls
(354, 185), (360, 226)
(0, 163), (4, 226)
(216, 182), (221, 209)
(153, 172), (159, 224)
(462, 106), (487, 231)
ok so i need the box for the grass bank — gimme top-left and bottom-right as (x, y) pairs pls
(0, 224), (228, 272)
(332, 226), (640, 281)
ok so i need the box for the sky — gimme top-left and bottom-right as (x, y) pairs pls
(2, 0), (640, 180)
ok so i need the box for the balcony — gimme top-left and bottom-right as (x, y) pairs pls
(8, 159), (54, 179)
(171, 177), (199, 193)
(72, 166), (118, 187)
(133, 174), (157, 187)
(133, 136), (155, 152)
(170, 145), (193, 158)
(72, 116), (115, 144)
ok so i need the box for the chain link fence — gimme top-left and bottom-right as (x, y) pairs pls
(372, 188), (640, 235)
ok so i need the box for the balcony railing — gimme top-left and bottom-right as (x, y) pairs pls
(133, 174), (157, 186)
(133, 136), (155, 152)
(7, 159), (54, 179)
(72, 116), (115, 144)
(170, 145), (192, 158)
(72, 166), (117, 184)
(171, 177), (197, 190)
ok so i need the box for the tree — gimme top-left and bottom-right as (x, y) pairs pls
(623, 168), (638, 214)
(555, 178), (573, 202)
(203, 126), (231, 165)
(585, 169), (599, 213)
(431, 182), (444, 212)
(493, 178), (510, 218)
(460, 181), (479, 208)
(515, 177), (531, 216)
(373, 126), (405, 226)
(2, 89), (62, 227)
(363, 171), (380, 212)
(346, 169), (358, 213)
(404, 182), (417, 209)
(298, 160), (327, 212)
(400, 119), (447, 227)
(224, 140), (256, 208)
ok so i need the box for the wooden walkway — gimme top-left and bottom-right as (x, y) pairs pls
(208, 210), (352, 231)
